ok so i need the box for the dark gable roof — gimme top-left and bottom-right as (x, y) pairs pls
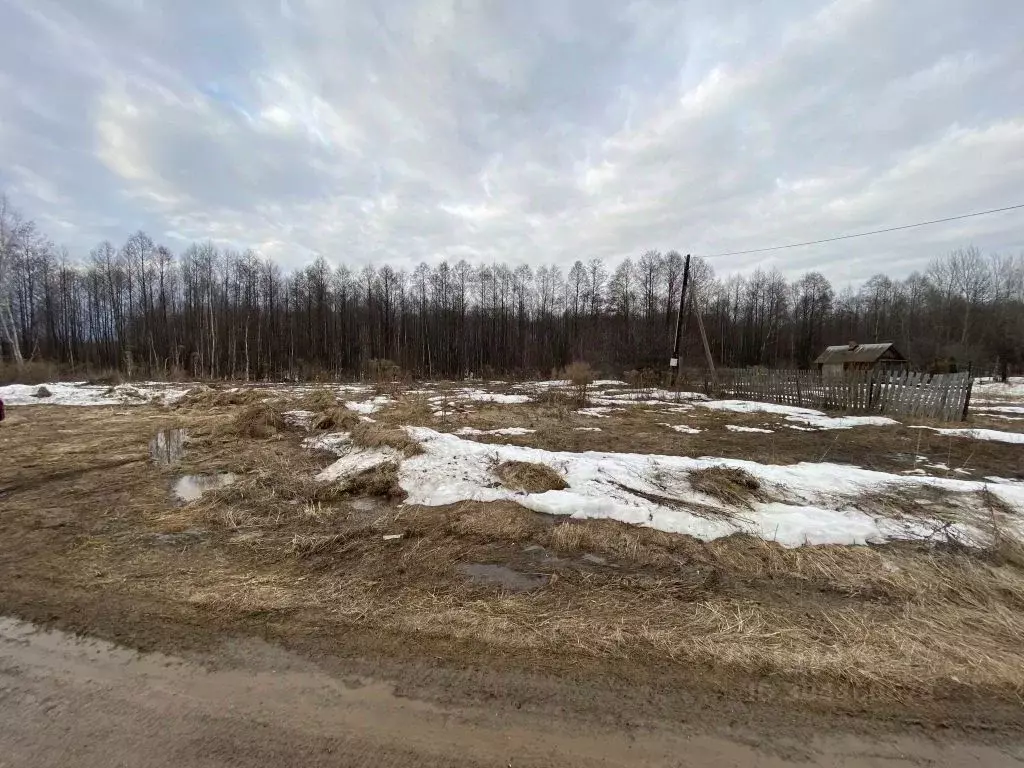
(814, 342), (905, 365)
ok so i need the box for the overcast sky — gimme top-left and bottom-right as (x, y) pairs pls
(1, 0), (1022, 283)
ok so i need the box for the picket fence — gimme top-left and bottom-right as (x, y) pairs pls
(697, 368), (973, 422)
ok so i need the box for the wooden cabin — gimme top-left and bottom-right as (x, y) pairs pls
(814, 342), (909, 378)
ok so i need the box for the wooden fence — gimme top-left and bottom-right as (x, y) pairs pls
(692, 368), (973, 422)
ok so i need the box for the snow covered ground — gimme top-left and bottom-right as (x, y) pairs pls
(0, 381), (194, 406)
(909, 426), (1024, 445)
(973, 377), (1024, 400)
(304, 427), (1024, 549)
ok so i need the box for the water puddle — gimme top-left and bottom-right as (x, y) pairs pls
(173, 473), (237, 503)
(150, 428), (187, 465)
(458, 563), (549, 592)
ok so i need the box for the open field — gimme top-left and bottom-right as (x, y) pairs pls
(2, 377), (1024, 749)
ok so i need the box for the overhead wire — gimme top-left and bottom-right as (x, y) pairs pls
(701, 203), (1024, 259)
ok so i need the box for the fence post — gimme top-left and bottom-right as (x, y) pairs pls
(961, 363), (973, 421)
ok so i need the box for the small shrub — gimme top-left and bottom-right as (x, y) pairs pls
(562, 361), (595, 407)
(493, 460), (568, 493)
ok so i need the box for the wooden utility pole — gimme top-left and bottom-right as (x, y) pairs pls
(693, 302), (718, 391)
(669, 253), (691, 387)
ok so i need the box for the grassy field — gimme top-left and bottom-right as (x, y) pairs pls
(1, 379), (1023, 729)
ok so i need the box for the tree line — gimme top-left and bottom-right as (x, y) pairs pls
(1, 194), (1022, 380)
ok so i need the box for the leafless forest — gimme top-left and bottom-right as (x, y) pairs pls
(1, 195), (1021, 379)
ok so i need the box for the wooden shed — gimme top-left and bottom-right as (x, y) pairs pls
(814, 342), (909, 378)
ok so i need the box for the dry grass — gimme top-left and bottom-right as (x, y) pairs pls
(493, 460), (567, 493)
(343, 461), (407, 500)
(7, 401), (1024, 721)
(689, 466), (763, 508)
(299, 388), (339, 411)
(178, 387), (268, 408)
(311, 407), (360, 431)
(232, 403), (287, 439)
(350, 420), (423, 457)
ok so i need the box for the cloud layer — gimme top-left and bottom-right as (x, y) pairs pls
(1, 0), (1022, 281)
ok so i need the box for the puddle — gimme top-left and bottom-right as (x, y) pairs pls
(150, 428), (187, 465)
(173, 473), (237, 503)
(458, 563), (549, 592)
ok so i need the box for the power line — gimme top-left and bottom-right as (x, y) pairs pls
(702, 203), (1024, 259)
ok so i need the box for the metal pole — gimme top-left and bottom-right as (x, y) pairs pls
(669, 253), (691, 387)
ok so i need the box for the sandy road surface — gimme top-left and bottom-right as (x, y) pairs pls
(0, 618), (1021, 767)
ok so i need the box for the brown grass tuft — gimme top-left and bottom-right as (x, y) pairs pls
(312, 407), (360, 431)
(440, 501), (548, 542)
(300, 388), (338, 411)
(689, 466), (762, 508)
(233, 403), (286, 439)
(343, 461), (407, 500)
(350, 421), (423, 457)
(179, 387), (268, 408)
(494, 460), (567, 493)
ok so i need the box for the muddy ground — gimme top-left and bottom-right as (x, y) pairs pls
(1, 393), (1024, 765)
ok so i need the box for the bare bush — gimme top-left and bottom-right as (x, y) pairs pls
(562, 361), (595, 407)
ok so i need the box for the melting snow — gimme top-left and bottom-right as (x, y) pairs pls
(577, 407), (623, 418)
(785, 414), (899, 430)
(455, 389), (532, 404)
(659, 423), (701, 434)
(345, 395), (393, 414)
(393, 428), (1024, 548)
(303, 432), (399, 482)
(726, 425), (774, 433)
(283, 410), (316, 429)
(456, 427), (536, 436)
(908, 426), (1024, 445)
(697, 400), (823, 417)
(0, 381), (193, 406)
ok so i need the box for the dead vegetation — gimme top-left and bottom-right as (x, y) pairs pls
(311, 407), (360, 431)
(232, 403), (287, 439)
(493, 460), (568, 493)
(342, 462), (406, 500)
(177, 387), (268, 408)
(4, 395), (1024, 727)
(299, 388), (339, 411)
(562, 361), (595, 407)
(689, 466), (763, 508)
(350, 421), (423, 457)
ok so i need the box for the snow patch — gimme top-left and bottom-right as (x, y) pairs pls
(456, 427), (536, 436)
(908, 426), (1024, 445)
(697, 400), (824, 417)
(785, 414), (899, 430)
(659, 423), (701, 434)
(395, 428), (1024, 548)
(0, 381), (193, 406)
(726, 425), (774, 434)
(345, 395), (392, 414)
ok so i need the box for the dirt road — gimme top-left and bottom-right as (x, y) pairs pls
(0, 617), (1020, 768)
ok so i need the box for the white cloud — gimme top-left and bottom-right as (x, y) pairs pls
(0, 0), (1021, 280)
